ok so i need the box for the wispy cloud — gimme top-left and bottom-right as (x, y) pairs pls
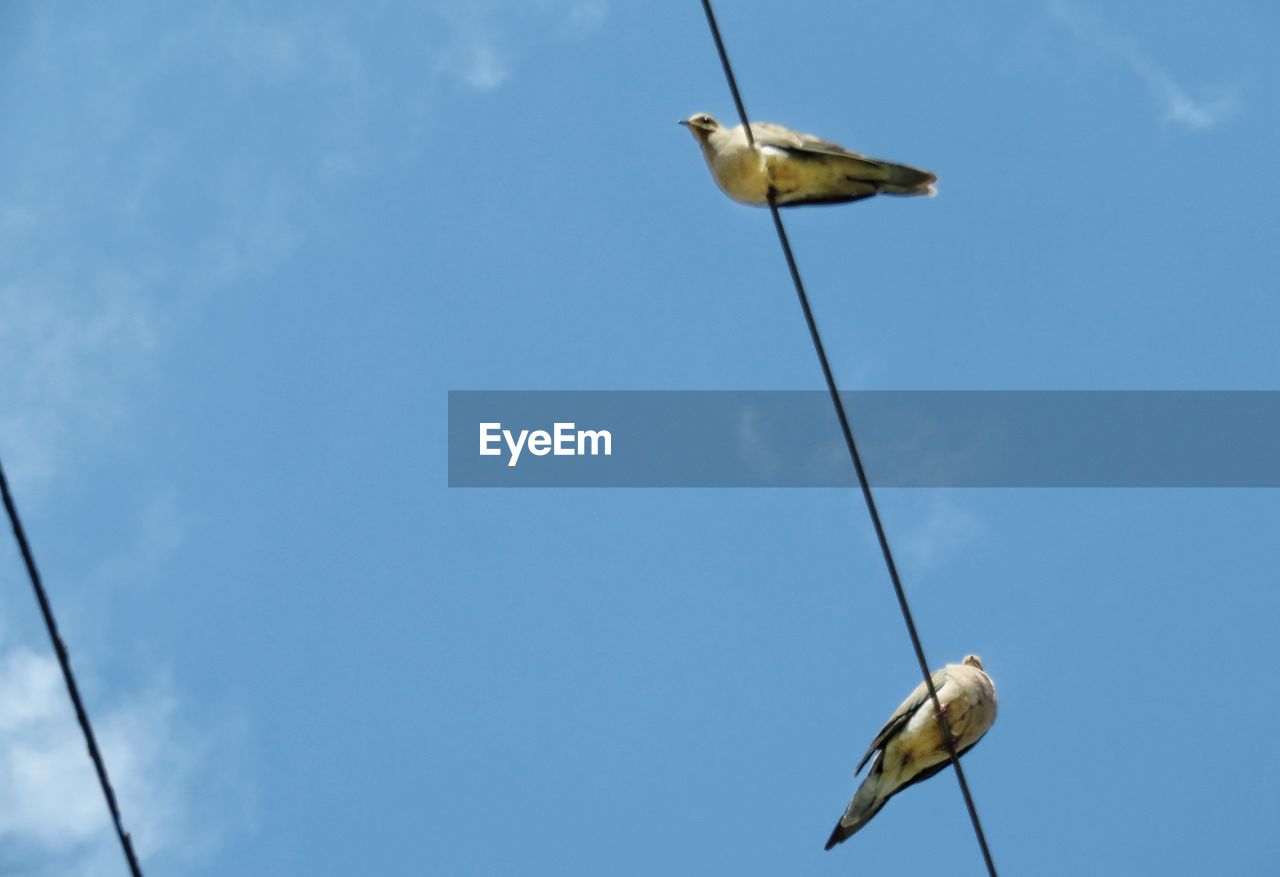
(0, 643), (253, 877)
(887, 492), (984, 576)
(0, 286), (156, 491)
(431, 0), (605, 93)
(1046, 0), (1238, 131)
(562, 0), (607, 38)
(0, 8), (608, 872)
(0, 6), (386, 490)
(437, 33), (509, 92)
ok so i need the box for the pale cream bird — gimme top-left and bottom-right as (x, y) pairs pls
(680, 113), (937, 207)
(825, 654), (996, 850)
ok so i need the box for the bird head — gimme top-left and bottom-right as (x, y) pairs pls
(962, 655), (985, 670)
(678, 113), (721, 140)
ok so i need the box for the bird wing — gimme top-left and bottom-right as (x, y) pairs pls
(891, 734), (987, 797)
(854, 668), (952, 775)
(750, 122), (879, 164)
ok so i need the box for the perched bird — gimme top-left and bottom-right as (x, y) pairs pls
(679, 113), (937, 207)
(825, 654), (996, 850)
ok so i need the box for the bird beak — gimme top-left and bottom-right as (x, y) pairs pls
(677, 120), (691, 127)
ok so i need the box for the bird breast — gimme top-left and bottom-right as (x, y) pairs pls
(703, 140), (770, 206)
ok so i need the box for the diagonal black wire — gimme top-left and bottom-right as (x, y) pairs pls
(697, 0), (755, 147)
(0, 458), (145, 877)
(766, 205), (998, 874)
(696, 1), (998, 873)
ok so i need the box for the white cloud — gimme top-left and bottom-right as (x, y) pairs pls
(431, 0), (606, 92)
(563, 0), (606, 37)
(0, 7), (605, 872)
(0, 6), (374, 492)
(457, 40), (509, 91)
(0, 643), (252, 877)
(431, 4), (510, 93)
(887, 492), (984, 576)
(1046, 0), (1238, 131)
(734, 405), (782, 482)
(0, 286), (156, 491)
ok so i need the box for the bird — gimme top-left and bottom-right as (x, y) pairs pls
(679, 113), (937, 207)
(825, 654), (996, 850)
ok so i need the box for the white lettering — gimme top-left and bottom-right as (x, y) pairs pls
(504, 428), (529, 468)
(554, 422), (576, 455)
(577, 428), (612, 457)
(481, 422), (613, 467)
(479, 423), (502, 456)
(527, 430), (552, 457)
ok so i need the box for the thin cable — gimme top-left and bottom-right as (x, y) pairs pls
(0, 459), (145, 877)
(767, 203), (997, 874)
(696, 2), (998, 872)
(697, 0), (754, 147)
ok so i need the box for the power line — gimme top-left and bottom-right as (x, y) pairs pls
(695, 2), (998, 873)
(696, 0), (754, 148)
(0, 459), (145, 877)
(766, 205), (998, 873)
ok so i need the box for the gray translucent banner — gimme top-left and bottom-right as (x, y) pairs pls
(447, 391), (1280, 487)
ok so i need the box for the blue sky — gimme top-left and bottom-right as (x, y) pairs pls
(1, 1), (1278, 874)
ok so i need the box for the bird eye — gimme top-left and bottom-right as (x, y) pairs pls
(699, 116), (712, 125)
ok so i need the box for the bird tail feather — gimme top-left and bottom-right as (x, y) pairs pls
(824, 760), (889, 850)
(835, 154), (937, 197)
(878, 160), (938, 197)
